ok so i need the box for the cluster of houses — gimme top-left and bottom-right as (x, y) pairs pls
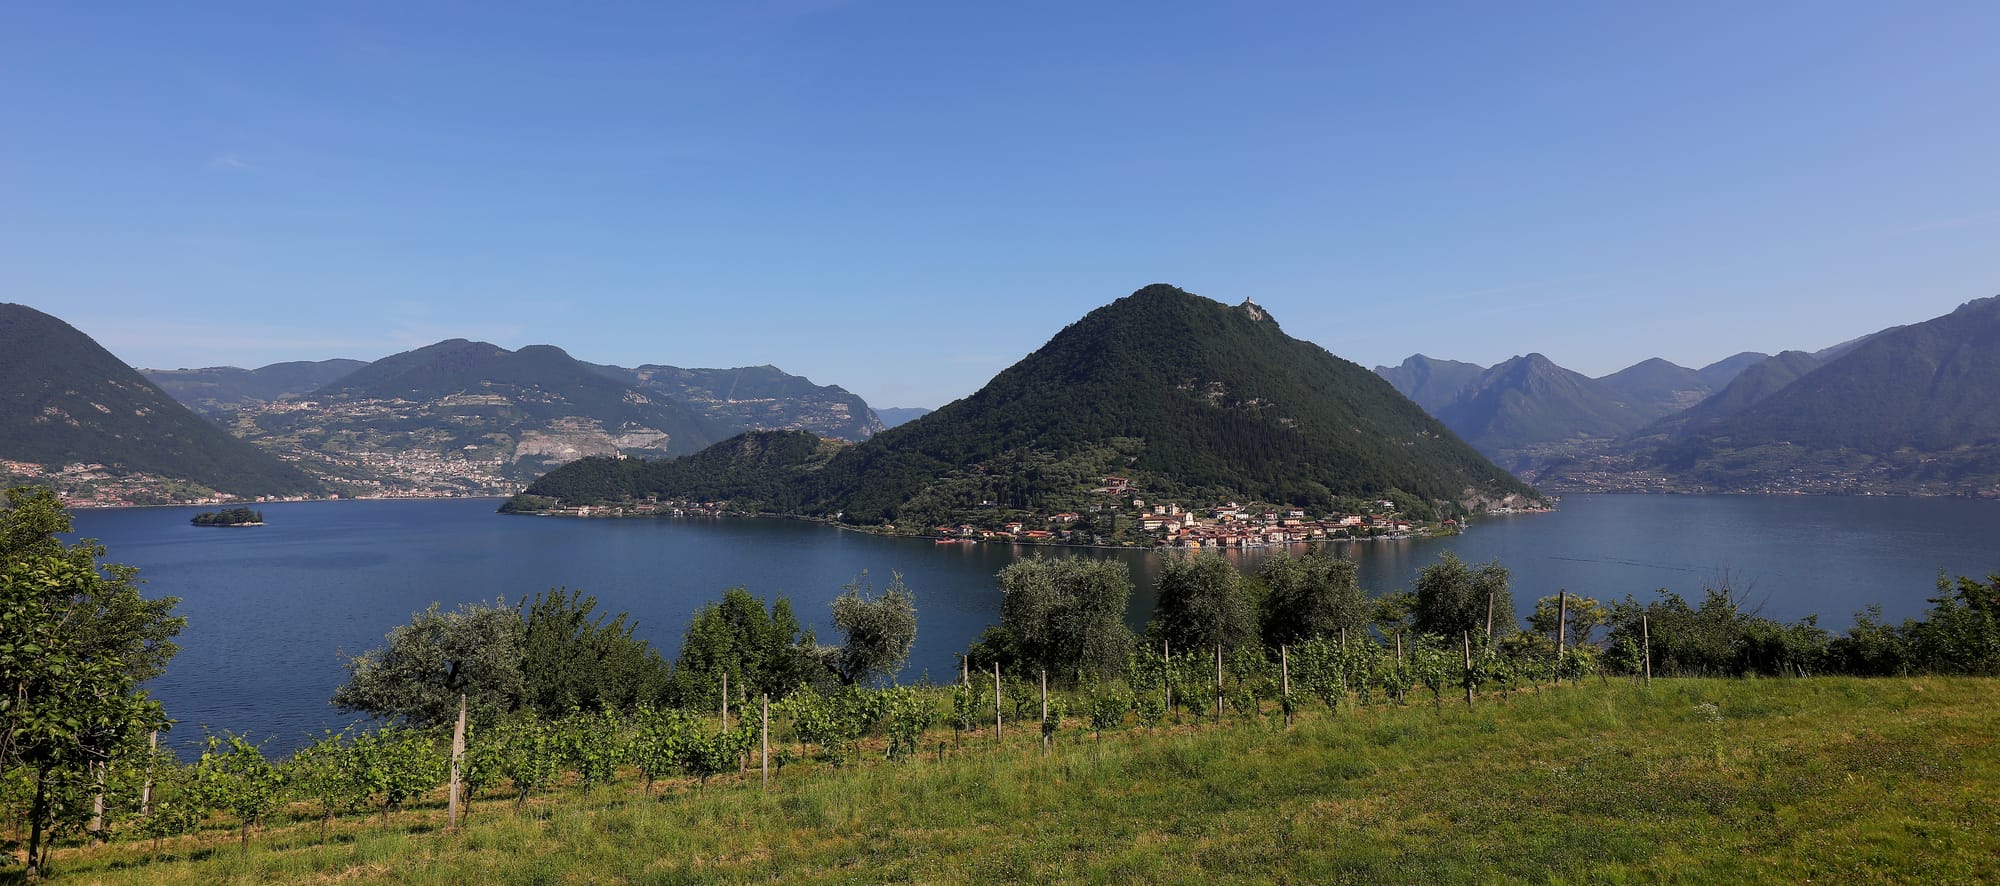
(934, 477), (1438, 548)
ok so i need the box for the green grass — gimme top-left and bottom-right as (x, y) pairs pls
(29, 678), (2000, 884)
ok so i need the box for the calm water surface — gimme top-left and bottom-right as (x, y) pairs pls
(69, 494), (2000, 753)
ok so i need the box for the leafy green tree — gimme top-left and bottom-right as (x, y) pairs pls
(0, 487), (183, 879)
(1149, 553), (1257, 654)
(518, 588), (672, 716)
(331, 599), (524, 727)
(1259, 550), (1369, 647)
(1907, 572), (2000, 675)
(673, 587), (829, 706)
(992, 556), (1134, 683)
(1529, 593), (1608, 647)
(1412, 552), (1514, 638)
(830, 572), (917, 685)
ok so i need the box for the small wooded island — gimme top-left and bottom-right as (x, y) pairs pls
(190, 506), (264, 526)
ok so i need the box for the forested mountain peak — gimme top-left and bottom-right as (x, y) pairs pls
(522, 284), (1540, 525)
(0, 303), (322, 497)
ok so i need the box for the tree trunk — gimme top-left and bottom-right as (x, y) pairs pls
(26, 767), (48, 881)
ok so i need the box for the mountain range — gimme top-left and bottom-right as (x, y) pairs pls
(1378, 294), (2000, 495)
(3, 307), (901, 501)
(517, 285), (1542, 528)
(144, 360), (369, 415)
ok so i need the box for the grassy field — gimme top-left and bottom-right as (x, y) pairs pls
(23, 677), (1999, 884)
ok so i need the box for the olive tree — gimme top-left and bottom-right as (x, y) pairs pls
(1412, 552), (1514, 638)
(993, 556), (1134, 683)
(1259, 549), (1369, 646)
(1150, 553), (1257, 654)
(830, 572), (917, 685)
(332, 599), (524, 727)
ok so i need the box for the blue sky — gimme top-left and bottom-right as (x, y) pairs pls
(5, 2), (1998, 409)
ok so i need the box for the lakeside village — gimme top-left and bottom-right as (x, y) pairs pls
(532, 476), (1543, 549)
(0, 459), (471, 509)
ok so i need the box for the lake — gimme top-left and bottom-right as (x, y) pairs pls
(69, 494), (2000, 754)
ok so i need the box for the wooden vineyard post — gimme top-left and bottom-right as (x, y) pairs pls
(1642, 614), (1653, 686)
(140, 731), (157, 817)
(1040, 670), (1050, 756)
(1281, 644), (1292, 727)
(1214, 645), (1224, 721)
(1462, 631), (1475, 708)
(962, 654), (969, 686)
(1555, 590), (1569, 684)
(721, 671), (729, 730)
(90, 764), (104, 844)
(1163, 640), (1173, 716)
(761, 694), (771, 789)
(994, 662), (1003, 741)
(1485, 592), (1495, 640)
(448, 693), (467, 832)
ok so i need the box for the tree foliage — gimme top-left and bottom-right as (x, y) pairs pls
(672, 587), (829, 706)
(1150, 553), (1257, 654)
(991, 556), (1134, 683)
(331, 599), (525, 727)
(1259, 549), (1370, 647)
(0, 486), (184, 877)
(1412, 552), (1514, 638)
(830, 573), (916, 686)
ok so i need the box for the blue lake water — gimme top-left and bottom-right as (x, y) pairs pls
(68, 494), (2000, 754)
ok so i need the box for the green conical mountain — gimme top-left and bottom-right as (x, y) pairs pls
(0, 303), (322, 497)
(520, 285), (1539, 523)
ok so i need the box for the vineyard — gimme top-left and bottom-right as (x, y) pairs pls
(13, 631), (1598, 866)
(12, 675), (1999, 884)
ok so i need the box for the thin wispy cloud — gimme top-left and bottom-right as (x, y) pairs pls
(206, 154), (261, 173)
